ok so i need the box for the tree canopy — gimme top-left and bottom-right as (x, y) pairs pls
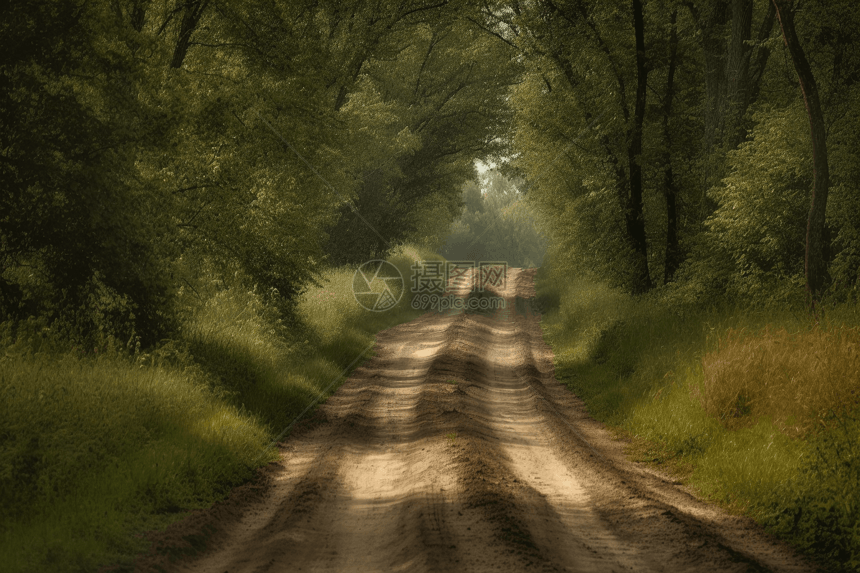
(0, 0), (521, 343)
(2, 0), (859, 345)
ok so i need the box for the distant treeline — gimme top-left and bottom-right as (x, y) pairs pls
(441, 169), (547, 269)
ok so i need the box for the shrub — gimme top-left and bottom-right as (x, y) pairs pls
(765, 409), (860, 572)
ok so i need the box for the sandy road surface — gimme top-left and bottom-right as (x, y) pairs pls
(152, 268), (813, 573)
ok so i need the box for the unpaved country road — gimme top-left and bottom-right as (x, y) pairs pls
(152, 268), (813, 573)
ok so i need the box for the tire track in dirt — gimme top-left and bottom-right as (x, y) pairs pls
(152, 268), (815, 573)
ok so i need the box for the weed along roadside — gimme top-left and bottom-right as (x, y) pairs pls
(534, 263), (860, 572)
(0, 245), (443, 573)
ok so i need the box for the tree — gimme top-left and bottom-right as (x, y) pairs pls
(771, 0), (831, 300)
(685, 0), (776, 199)
(507, 0), (660, 292)
(0, 0), (174, 341)
(659, 9), (682, 282)
(441, 170), (547, 268)
(0, 0), (524, 344)
(324, 13), (519, 264)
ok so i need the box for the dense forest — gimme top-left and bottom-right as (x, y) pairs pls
(5, 0), (860, 338)
(1, 0), (518, 345)
(506, 0), (860, 304)
(2, 0), (860, 571)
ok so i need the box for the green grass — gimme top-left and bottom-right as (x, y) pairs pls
(186, 244), (440, 433)
(0, 244), (443, 573)
(534, 265), (860, 572)
(0, 347), (268, 572)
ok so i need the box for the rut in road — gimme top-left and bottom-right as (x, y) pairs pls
(158, 268), (813, 573)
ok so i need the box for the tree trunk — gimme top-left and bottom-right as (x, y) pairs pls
(662, 10), (681, 283)
(698, 0), (730, 198)
(546, 0), (651, 293)
(170, 0), (210, 69)
(722, 0), (753, 147)
(726, 1), (776, 150)
(627, 0), (652, 293)
(771, 0), (831, 299)
(689, 0), (775, 208)
(130, 0), (147, 32)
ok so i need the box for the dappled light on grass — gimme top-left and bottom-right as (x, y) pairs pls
(184, 244), (444, 436)
(0, 350), (269, 573)
(693, 420), (806, 513)
(535, 264), (860, 570)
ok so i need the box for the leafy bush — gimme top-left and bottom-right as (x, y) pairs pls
(766, 410), (860, 572)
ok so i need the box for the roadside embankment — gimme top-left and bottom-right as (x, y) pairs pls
(0, 244), (441, 573)
(534, 266), (860, 572)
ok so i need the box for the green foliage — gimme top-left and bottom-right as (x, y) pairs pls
(766, 410), (860, 572)
(824, 85), (860, 295)
(682, 104), (812, 302)
(506, 0), (860, 301)
(0, 0), (175, 342)
(1, 0), (518, 346)
(325, 17), (519, 264)
(441, 169), (547, 267)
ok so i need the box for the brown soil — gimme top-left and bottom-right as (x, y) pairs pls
(137, 268), (815, 573)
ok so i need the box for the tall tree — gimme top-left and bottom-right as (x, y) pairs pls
(510, 0), (655, 293)
(686, 0), (776, 201)
(771, 0), (831, 299)
(170, 0), (211, 68)
(660, 9), (682, 283)
(629, 0), (652, 291)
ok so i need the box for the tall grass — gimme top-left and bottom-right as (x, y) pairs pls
(0, 244), (442, 573)
(0, 342), (268, 572)
(186, 245), (440, 432)
(534, 265), (860, 572)
(701, 326), (860, 435)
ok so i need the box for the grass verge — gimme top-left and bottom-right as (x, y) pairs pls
(0, 244), (441, 573)
(534, 265), (860, 572)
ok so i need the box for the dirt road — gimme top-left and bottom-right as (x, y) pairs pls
(155, 268), (813, 572)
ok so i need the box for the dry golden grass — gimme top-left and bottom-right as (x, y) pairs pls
(701, 326), (860, 435)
